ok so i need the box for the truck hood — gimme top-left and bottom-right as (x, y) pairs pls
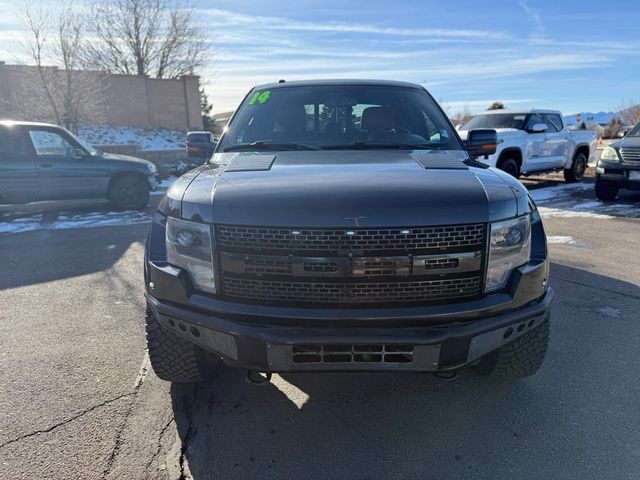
(612, 136), (640, 149)
(170, 150), (528, 227)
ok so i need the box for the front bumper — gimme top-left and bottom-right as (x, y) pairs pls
(145, 259), (553, 372)
(596, 161), (640, 190)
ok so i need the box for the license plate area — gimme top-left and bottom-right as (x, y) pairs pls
(629, 171), (640, 180)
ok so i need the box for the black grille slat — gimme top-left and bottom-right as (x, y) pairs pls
(216, 224), (485, 253)
(221, 275), (481, 304)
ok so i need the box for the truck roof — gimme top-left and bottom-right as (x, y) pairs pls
(253, 79), (425, 90)
(476, 109), (563, 116)
(0, 120), (61, 128)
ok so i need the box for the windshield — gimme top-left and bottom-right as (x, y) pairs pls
(628, 123), (640, 137)
(462, 113), (527, 130)
(217, 84), (461, 152)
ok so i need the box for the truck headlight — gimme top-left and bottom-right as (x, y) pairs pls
(600, 146), (620, 162)
(166, 217), (216, 293)
(486, 215), (531, 292)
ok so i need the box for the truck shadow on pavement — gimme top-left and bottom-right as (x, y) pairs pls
(170, 263), (640, 479)
(0, 225), (148, 290)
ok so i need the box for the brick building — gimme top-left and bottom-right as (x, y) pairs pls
(0, 62), (203, 130)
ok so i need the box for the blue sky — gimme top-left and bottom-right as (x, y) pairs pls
(2, 0), (639, 115)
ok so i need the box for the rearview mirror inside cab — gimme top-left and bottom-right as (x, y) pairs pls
(465, 129), (498, 159)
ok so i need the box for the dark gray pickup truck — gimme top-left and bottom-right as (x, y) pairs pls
(0, 121), (157, 210)
(144, 80), (553, 385)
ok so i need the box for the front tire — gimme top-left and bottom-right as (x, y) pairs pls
(497, 158), (520, 178)
(474, 318), (550, 379)
(564, 152), (587, 183)
(145, 305), (217, 383)
(108, 175), (149, 210)
(595, 178), (619, 201)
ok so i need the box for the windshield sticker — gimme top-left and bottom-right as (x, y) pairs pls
(248, 90), (271, 105)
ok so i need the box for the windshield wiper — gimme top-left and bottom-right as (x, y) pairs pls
(320, 142), (430, 150)
(223, 141), (318, 152)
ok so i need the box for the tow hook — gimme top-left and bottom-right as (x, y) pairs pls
(433, 370), (459, 382)
(245, 370), (273, 386)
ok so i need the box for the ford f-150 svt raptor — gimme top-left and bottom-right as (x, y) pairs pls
(144, 80), (553, 384)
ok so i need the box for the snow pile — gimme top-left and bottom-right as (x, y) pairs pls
(78, 125), (186, 151)
(0, 211), (151, 235)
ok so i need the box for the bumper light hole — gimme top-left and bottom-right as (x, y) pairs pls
(503, 327), (513, 339)
(190, 326), (200, 338)
(178, 323), (187, 332)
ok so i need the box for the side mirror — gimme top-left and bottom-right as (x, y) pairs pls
(74, 148), (87, 159)
(466, 129), (498, 159)
(529, 123), (548, 133)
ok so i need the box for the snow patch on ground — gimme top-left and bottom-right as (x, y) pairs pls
(0, 215), (43, 234)
(547, 235), (576, 245)
(530, 182), (640, 220)
(546, 235), (590, 248)
(597, 306), (622, 318)
(0, 211), (151, 235)
(78, 125), (185, 151)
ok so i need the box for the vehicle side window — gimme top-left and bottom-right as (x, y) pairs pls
(28, 130), (75, 157)
(0, 127), (28, 160)
(546, 114), (563, 132)
(524, 114), (545, 132)
(542, 114), (559, 133)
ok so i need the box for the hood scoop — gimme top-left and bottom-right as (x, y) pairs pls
(224, 153), (276, 172)
(411, 152), (468, 170)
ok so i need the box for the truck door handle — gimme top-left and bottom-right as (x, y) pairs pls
(39, 163), (53, 168)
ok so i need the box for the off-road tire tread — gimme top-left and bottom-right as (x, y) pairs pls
(476, 319), (550, 378)
(493, 320), (549, 378)
(145, 306), (207, 383)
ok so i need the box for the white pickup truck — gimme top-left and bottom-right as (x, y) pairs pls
(458, 109), (597, 182)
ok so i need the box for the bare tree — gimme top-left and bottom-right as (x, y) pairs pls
(618, 99), (640, 126)
(451, 105), (473, 127)
(85, 0), (206, 79)
(17, 0), (108, 131)
(20, 1), (63, 125)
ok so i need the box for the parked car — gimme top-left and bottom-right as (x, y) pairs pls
(186, 131), (216, 159)
(458, 109), (597, 182)
(144, 79), (553, 385)
(0, 121), (157, 210)
(595, 122), (640, 200)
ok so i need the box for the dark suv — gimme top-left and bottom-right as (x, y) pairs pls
(0, 121), (157, 210)
(595, 122), (640, 200)
(144, 80), (553, 384)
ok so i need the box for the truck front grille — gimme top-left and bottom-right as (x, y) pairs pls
(221, 275), (481, 304)
(620, 147), (640, 164)
(217, 224), (484, 253)
(216, 223), (486, 306)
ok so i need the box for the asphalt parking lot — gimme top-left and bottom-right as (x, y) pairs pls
(1, 174), (639, 479)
